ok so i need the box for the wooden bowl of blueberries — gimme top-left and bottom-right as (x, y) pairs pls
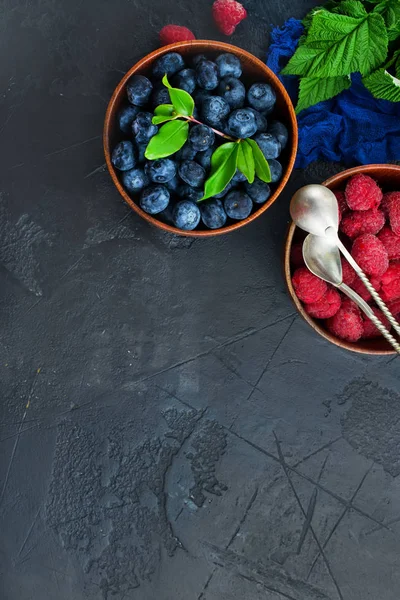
(104, 40), (298, 236)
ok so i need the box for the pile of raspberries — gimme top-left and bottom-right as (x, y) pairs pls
(291, 173), (400, 343)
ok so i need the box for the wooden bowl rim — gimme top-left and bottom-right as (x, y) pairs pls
(284, 163), (400, 356)
(103, 39), (298, 237)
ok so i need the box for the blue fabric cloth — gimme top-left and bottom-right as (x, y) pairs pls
(266, 18), (400, 168)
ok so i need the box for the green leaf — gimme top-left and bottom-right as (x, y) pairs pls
(154, 104), (174, 116)
(396, 55), (400, 79)
(201, 143), (239, 201)
(332, 0), (367, 17)
(303, 3), (339, 30)
(362, 68), (400, 101)
(246, 139), (271, 184)
(145, 120), (189, 160)
(295, 74), (351, 113)
(282, 11), (388, 78)
(374, 0), (400, 41)
(162, 74), (194, 117)
(237, 140), (255, 183)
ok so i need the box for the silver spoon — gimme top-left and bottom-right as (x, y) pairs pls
(291, 184), (400, 337)
(303, 233), (400, 353)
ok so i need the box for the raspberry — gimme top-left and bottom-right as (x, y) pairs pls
(389, 194), (400, 236)
(377, 226), (400, 260)
(290, 242), (304, 268)
(350, 275), (381, 302)
(340, 209), (385, 239)
(345, 174), (383, 211)
(381, 191), (400, 217)
(380, 261), (400, 302)
(362, 306), (390, 339)
(388, 298), (400, 317)
(351, 233), (389, 277)
(292, 267), (327, 304)
(341, 258), (356, 286)
(304, 288), (341, 319)
(327, 298), (363, 342)
(334, 190), (347, 221)
(159, 25), (196, 45)
(212, 0), (247, 35)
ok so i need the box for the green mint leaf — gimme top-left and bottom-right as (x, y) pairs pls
(237, 140), (255, 183)
(246, 139), (271, 184)
(332, 0), (367, 17)
(152, 114), (177, 125)
(154, 104), (174, 116)
(362, 68), (400, 102)
(201, 142), (239, 201)
(374, 0), (400, 41)
(145, 120), (189, 160)
(162, 74), (194, 117)
(282, 11), (388, 78)
(296, 75), (351, 113)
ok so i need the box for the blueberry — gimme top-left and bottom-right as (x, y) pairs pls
(247, 108), (268, 133)
(193, 88), (212, 106)
(158, 203), (175, 225)
(196, 146), (214, 170)
(247, 82), (276, 112)
(136, 142), (147, 163)
(268, 159), (283, 182)
(244, 178), (271, 204)
(253, 133), (281, 159)
(172, 200), (201, 230)
(122, 167), (149, 193)
(214, 180), (235, 199)
(177, 184), (204, 202)
(196, 60), (219, 90)
(132, 112), (158, 143)
(111, 141), (136, 171)
(200, 199), (227, 229)
(126, 75), (153, 107)
(215, 53), (242, 78)
(189, 124), (215, 152)
(140, 185), (170, 214)
(268, 120), (288, 149)
(146, 159), (177, 183)
(178, 160), (206, 187)
(227, 109), (257, 138)
(224, 190), (253, 220)
(192, 54), (207, 67)
(201, 96), (230, 127)
(232, 169), (247, 183)
(165, 175), (179, 192)
(172, 68), (196, 94)
(151, 85), (170, 108)
(118, 105), (139, 134)
(218, 77), (245, 109)
(152, 52), (185, 78)
(175, 141), (197, 162)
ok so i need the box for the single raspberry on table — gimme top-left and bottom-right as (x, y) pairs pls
(377, 226), (400, 260)
(389, 195), (400, 236)
(380, 261), (400, 302)
(212, 0), (247, 35)
(292, 266), (327, 304)
(334, 190), (347, 221)
(362, 306), (391, 339)
(340, 208), (385, 239)
(304, 288), (341, 319)
(350, 275), (381, 302)
(345, 174), (383, 211)
(351, 233), (389, 277)
(159, 25), (196, 45)
(341, 257), (356, 286)
(326, 298), (364, 342)
(381, 191), (400, 217)
(290, 242), (304, 268)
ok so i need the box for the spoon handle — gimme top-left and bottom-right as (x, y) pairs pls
(340, 284), (400, 354)
(336, 239), (400, 338)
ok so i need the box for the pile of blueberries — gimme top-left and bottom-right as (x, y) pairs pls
(111, 52), (289, 231)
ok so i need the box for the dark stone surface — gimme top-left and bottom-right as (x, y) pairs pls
(0, 2), (399, 600)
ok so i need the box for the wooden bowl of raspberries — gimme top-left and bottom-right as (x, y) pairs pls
(284, 164), (400, 355)
(104, 40), (297, 236)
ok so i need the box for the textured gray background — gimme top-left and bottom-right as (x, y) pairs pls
(0, 1), (399, 599)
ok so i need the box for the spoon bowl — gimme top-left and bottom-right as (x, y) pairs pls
(290, 184), (339, 237)
(302, 234), (343, 286)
